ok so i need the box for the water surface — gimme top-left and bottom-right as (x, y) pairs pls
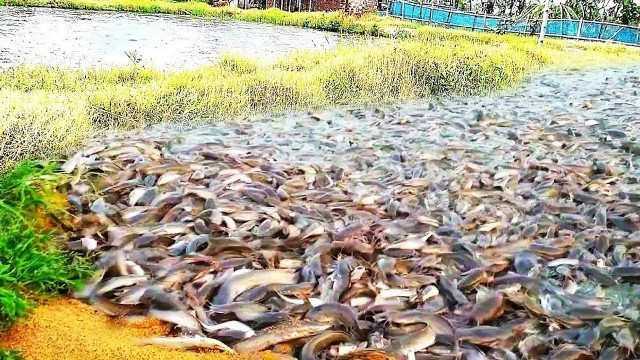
(0, 7), (339, 68)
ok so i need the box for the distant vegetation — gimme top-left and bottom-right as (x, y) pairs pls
(465, 0), (640, 26)
(1, 24), (638, 172)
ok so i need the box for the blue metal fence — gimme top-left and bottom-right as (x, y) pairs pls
(388, 1), (640, 46)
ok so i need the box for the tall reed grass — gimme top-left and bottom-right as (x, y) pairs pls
(1, 27), (639, 171)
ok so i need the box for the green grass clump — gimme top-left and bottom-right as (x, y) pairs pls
(0, 0), (415, 36)
(0, 23), (639, 170)
(0, 349), (22, 360)
(0, 162), (91, 328)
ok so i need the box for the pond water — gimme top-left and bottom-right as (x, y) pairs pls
(0, 7), (339, 68)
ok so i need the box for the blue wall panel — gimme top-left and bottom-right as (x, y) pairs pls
(421, 8), (431, 20)
(614, 28), (638, 43)
(601, 24), (620, 40)
(432, 9), (449, 22)
(580, 22), (602, 39)
(388, 1), (640, 46)
(485, 18), (500, 28)
(410, 4), (421, 18)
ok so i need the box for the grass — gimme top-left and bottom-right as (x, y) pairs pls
(0, 349), (21, 360)
(0, 0), (417, 36)
(1, 25), (639, 171)
(0, 162), (91, 330)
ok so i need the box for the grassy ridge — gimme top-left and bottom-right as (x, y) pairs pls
(0, 162), (91, 329)
(0, 0), (416, 36)
(2, 27), (639, 171)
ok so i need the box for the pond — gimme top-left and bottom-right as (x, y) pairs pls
(0, 6), (339, 68)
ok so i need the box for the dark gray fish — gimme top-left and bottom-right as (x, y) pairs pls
(492, 273), (538, 288)
(208, 302), (270, 322)
(234, 283), (279, 303)
(610, 266), (640, 278)
(386, 325), (436, 355)
(457, 326), (513, 345)
(514, 250), (539, 274)
(232, 320), (330, 353)
(140, 286), (185, 310)
(323, 258), (353, 303)
(469, 292), (504, 325)
(300, 331), (352, 360)
(213, 270), (298, 305)
(89, 294), (147, 317)
(438, 277), (469, 309)
(388, 309), (458, 352)
(580, 265), (617, 286)
(304, 303), (362, 338)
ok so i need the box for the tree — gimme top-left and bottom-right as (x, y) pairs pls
(609, 0), (640, 24)
(467, 0), (639, 24)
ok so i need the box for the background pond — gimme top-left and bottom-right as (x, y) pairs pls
(0, 7), (339, 68)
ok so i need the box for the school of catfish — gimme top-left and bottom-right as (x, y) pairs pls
(57, 75), (640, 360)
